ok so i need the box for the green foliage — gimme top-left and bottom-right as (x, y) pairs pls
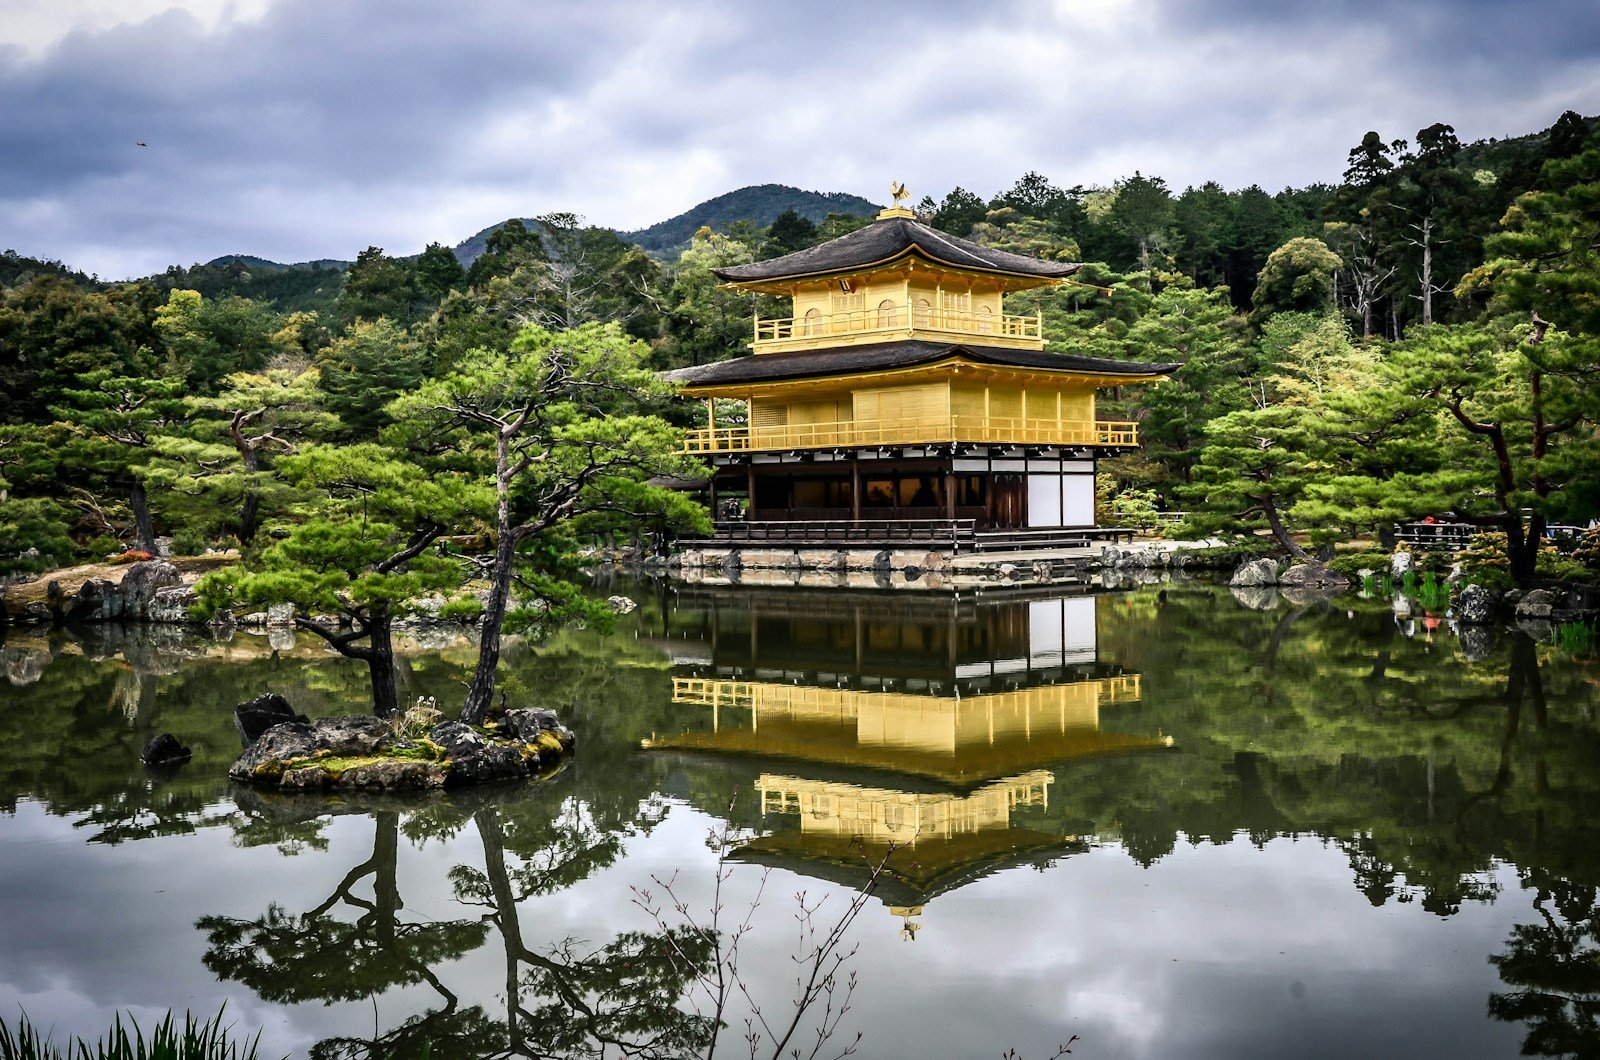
(154, 290), (281, 392)
(169, 527), (208, 556)
(1106, 171), (1173, 270)
(657, 227), (759, 368)
(1101, 486), (1164, 530)
(142, 369), (335, 544)
(0, 1007), (264, 1060)
(760, 208), (818, 258)
(1114, 285), (1247, 478)
(390, 321), (705, 720)
(925, 186), (988, 236)
(1250, 236), (1341, 324)
(315, 318), (422, 436)
(2, 110), (1596, 594)
(0, 276), (159, 422)
(465, 219), (546, 288)
(336, 247), (419, 328)
(1572, 527), (1600, 576)
(197, 443), (480, 618)
(0, 497), (77, 574)
(1554, 621), (1597, 656)
(1326, 549), (1393, 578)
(412, 241), (466, 303)
(0, 248), (94, 289)
(155, 259), (344, 318)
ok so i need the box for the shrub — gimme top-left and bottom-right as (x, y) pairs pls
(1104, 488), (1164, 531)
(1404, 570), (1451, 612)
(0, 498), (77, 575)
(108, 549), (155, 565)
(1327, 549), (1390, 578)
(1573, 526), (1600, 576)
(1538, 550), (1590, 585)
(83, 534), (125, 560)
(170, 528), (209, 556)
(1555, 621), (1597, 657)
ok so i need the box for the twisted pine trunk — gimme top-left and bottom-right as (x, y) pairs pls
(462, 434), (517, 726)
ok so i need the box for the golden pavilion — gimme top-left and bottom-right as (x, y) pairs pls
(663, 196), (1177, 550)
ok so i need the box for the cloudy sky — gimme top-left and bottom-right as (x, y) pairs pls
(3, 0), (1597, 279)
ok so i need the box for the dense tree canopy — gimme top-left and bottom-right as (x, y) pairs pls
(2, 107), (1597, 598)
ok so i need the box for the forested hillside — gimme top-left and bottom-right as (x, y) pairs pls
(2, 110), (1598, 589)
(618, 184), (880, 256)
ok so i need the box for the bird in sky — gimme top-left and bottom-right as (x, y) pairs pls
(136, 141), (148, 147)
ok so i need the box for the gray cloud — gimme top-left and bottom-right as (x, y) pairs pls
(2, 0), (1596, 278)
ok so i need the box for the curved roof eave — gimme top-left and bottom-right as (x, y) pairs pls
(711, 216), (1081, 285)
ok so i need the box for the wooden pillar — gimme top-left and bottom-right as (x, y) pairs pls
(944, 460), (956, 522)
(851, 457), (862, 525)
(746, 465), (756, 519)
(708, 475), (718, 522)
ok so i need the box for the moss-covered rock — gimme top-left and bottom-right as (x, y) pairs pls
(228, 707), (575, 792)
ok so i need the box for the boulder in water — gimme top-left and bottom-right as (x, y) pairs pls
(1515, 589), (1557, 619)
(121, 560), (182, 618)
(1279, 563), (1349, 592)
(235, 692), (309, 744)
(141, 732), (192, 768)
(1230, 558), (1280, 587)
(1455, 584), (1498, 625)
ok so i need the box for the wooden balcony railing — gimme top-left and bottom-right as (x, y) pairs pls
(754, 304), (1041, 348)
(683, 416), (1140, 454)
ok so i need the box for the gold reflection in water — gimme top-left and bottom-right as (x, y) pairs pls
(656, 675), (1157, 785)
(757, 770), (1053, 845)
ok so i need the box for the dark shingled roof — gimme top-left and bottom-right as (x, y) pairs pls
(662, 341), (1179, 388)
(712, 215), (1081, 284)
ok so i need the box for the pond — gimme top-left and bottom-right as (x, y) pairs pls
(1, 580), (1596, 1059)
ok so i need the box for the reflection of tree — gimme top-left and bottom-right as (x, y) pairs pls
(454, 805), (715, 1058)
(1088, 586), (1600, 915)
(198, 786), (712, 1060)
(1489, 871), (1600, 1057)
(198, 810), (495, 1059)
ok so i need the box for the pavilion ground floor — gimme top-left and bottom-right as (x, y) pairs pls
(701, 450), (1102, 533)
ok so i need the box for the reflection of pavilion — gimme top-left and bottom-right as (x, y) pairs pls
(646, 589), (1170, 920)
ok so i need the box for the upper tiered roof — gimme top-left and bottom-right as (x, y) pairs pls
(713, 210), (1080, 289)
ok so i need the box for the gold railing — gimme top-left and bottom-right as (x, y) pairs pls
(671, 675), (1143, 714)
(755, 305), (1041, 346)
(682, 415), (1139, 454)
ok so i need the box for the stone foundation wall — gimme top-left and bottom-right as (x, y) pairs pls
(666, 541), (1223, 592)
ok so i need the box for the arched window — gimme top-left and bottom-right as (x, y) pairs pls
(877, 299), (899, 328)
(913, 298), (932, 328)
(976, 305), (994, 333)
(803, 307), (824, 336)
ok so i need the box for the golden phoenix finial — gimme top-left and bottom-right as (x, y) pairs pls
(889, 180), (909, 208)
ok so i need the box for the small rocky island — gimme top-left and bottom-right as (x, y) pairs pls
(229, 695), (576, 792)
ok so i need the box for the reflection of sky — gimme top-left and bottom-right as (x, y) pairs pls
(0, 798), (1528, 1058)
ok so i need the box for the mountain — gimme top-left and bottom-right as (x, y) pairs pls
(206, 254), (351, 271)
(618, 184), (880, 256)
(1, 249), (96, 288)
(453, 184), (880, 265)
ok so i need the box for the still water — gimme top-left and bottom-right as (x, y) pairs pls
(1, 581), (1596, 1059)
